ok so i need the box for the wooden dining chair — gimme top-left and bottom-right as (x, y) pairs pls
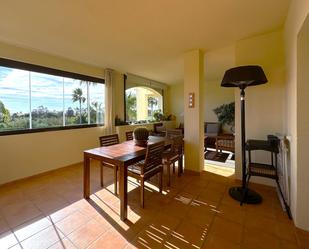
(125, 131), (134, 141)
(162, 135), (183, 186)
(99, 134), (119, 194)
(166, 129), (183, 138)
(127, 141), (165, 208)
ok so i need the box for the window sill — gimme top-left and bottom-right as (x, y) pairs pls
(0, 124), (104, 136)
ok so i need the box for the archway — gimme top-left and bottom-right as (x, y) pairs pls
(125, 86), (163, 122)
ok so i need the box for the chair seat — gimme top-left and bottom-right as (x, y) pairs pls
(248, 163), (277, 178)
(162, 151), (179, 163)
(128, 160), (163, 177)
(217, 139), (234, 147)
(128, 160), (145, 174)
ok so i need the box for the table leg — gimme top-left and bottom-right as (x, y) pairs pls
(178, 155), (183, 176)
(83, 154), (90, 199)
(119, 162), (128, 221)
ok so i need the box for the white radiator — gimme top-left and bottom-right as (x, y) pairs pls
(276, 134), (291, 211)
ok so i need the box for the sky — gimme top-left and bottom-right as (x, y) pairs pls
(0, 67), (105, 114)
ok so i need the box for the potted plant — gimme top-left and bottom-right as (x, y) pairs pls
(213, 102), (235, 133)
(133, 127), (149, 147)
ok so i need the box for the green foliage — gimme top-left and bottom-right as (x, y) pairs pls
(72, 88), (86, 124)
(213, 102), (235, 126)
(0, 100), (11, 123)
(153, 110), (172, 122)
(133, 127), (149, 140)
(126, 92), (137, 121)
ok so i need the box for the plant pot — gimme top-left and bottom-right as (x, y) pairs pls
(134, 139), (148, 147)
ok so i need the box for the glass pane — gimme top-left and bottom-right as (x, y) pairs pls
(147, 96), (160, 118)
(0, 67), (30, 131)
(89, 83), (104, 124)
(125, 87), (162, 122)
(125, 88), (137, 122)
(64, 79), (88, 125)
(31, 72), (63, 128)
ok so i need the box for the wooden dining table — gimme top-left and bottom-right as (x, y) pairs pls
(83, 136), (179, 221)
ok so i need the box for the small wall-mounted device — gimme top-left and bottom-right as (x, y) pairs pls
(188, 92), (195, 108)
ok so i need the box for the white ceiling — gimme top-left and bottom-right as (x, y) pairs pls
(0, 0), (290, 84)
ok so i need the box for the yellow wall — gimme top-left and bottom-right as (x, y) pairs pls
(0, 41), (113, 184)
(234, 30), (286, 184)
(284, 0), (309, 230)
(183, 50), (204, 172)
(167, 80), (234, 131)
(166, 83), (184, 126)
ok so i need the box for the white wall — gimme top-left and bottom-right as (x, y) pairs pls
(284, 0), (309, 230)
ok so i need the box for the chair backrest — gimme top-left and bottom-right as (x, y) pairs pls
(143, 141), (165, 174)
(166, 129), (183, 138)
(99, 134), (119, 147)
(126, 131), (134, 141)
(204, 122), (221, 136)
(154, 123), (164, 133)
(171, 135), (183, 155)
(178, 123), (184, 134)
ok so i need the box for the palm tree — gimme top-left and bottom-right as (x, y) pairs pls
(72, 88), (86, 124)
(148, 97), (158, 116)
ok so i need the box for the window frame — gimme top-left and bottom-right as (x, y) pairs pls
(0, 58), (105, 136)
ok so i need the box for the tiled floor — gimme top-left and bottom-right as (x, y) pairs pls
(0, 162), (308, 249)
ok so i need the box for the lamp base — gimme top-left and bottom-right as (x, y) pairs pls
(229, 186), (262, 204)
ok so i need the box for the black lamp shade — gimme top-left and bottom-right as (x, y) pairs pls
(221, 65), (268, 88)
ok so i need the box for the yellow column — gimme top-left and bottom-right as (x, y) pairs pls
(184, 49), (204, 172)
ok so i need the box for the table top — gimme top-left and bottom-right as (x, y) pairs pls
(84, 136), (172, 166)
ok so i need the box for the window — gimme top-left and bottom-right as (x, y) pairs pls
(0, 59), (105, 134)
(125, 86), (163, 122)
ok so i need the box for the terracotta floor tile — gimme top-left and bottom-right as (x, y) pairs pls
(88, 229), (128, 249)
(151, 213), (182, 234)
(186, 202), (215, 227)
(210, 217), (243, 244)
(133, 229), (165, 249)
(277, 222), (297, 243)
(171, 221), (208, 249)
(0, 216), (10, 234)
(242, 227), (280, 249)
(68, 219), (108, 248)
(47, 238), (77, 249)
(46, 203), (78, 223)
(173, 192), (194, 205)
(0, 231), (19, 249)
(1, 200), (42, 228)
(206, 181), (227, 194)
(244, 213), (279, 236)
(8, 244), (23, 249)
(31, 193), (69, 213)
(202, 233), (241, 249)
(296, 228), (309, 249)
(55, 211), (89, 236)
(163, 235), (195, 249)
(161, 199), (190, 219)
(21, 226), (64, 249)
(279, 240), (299, 249)
(13, 216), (52, 241)
(0, 189), (27, 209)
(0, 164), (303, 249)
(217, 203), (246, 225)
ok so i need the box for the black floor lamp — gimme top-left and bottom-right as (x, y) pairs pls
(221, 65), (268, 204)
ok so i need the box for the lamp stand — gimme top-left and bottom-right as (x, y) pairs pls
(229, 88), (262, 204)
